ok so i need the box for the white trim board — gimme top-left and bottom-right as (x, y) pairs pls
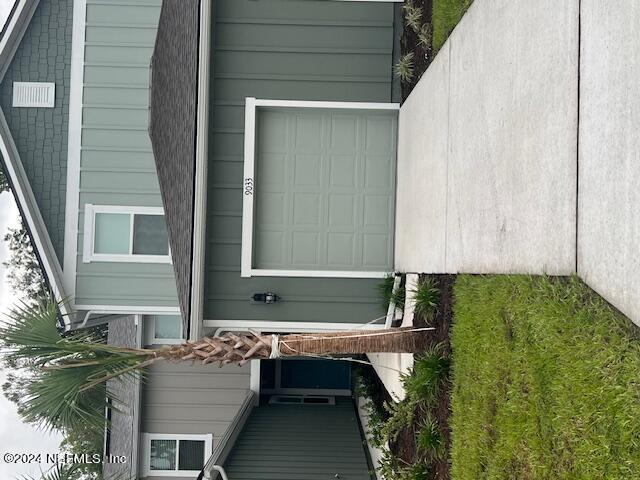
(190, 0), (212, 341)
(74, 305), (180, 315)
(62, 0), (87, 305)
(204, 320), (387, 333)
(0, 0), (41, 82)
(241, 97), (400, 279)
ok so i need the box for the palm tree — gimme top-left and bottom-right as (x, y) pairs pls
(0, 299), (429, 433)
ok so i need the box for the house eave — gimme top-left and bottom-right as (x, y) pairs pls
(189, 0), (211, 341)
(0, 106), (71, 328)
(0, 0), (40, 82)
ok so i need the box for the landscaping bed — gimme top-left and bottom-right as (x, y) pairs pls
(397, 0), (474, 101)
(362, 274), (640, 479)
(357, 274), (455, 480)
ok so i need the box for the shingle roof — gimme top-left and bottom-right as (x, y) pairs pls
(103, 316), (140, 480)
(148, 0), (200, 335)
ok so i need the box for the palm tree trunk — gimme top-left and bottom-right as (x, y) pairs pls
(158, 327), (428, 366)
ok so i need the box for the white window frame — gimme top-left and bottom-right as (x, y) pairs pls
(82, 204), (171, 264)
(143, 314), (184, 346)
(241, 98), (399, 279)
(142, 433), (213, 477)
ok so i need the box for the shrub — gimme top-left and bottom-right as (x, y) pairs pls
(403, 1), (423, 33)
(353, 365), (389, 447)
(380, 398), (415, 443)
(378, 451), (432, 480)
(417, 415), (446, 460)
(377, 274), (405, 311)
(378, 275), (396, 310)
(403, 344), (450, 405)
(413, 277), (440, 322)
(394, 53), (415, 83)
(418, 23), (433, 52)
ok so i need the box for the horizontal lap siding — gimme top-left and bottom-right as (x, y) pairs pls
(75, 0), (178, 308)
(140, 362), (250, 480)
(205, 0), (395, 323)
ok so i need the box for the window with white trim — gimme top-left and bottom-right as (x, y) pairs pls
(142, 433), (212, 477)
(143, 314), (184, 346)
(82, 205), (170, 263)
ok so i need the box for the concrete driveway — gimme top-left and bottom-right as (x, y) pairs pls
(395, 0), (640, 327)
(395, 0), (579, 277)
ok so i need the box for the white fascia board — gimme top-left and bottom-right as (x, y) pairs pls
(204, 320), (387, 333)
(0, 0), (40, 82)
(0, 108), (70, 325)
(62, 0), (86, 306)
(189, 0), (212, 341)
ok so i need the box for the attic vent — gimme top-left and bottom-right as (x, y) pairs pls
(269, 395), (335, 406)
(12, 82), (55, 108)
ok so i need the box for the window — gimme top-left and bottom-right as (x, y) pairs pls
(82, 205), (170, 263)
(143, 314), (184, 346)
(142, 433), (212, 477)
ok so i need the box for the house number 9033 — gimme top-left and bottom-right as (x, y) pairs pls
(244, 178), (254, 195)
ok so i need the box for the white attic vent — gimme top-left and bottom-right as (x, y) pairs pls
(12, 82), (55, 108)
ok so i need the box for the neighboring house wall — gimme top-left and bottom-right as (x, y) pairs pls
(140, 361), (251, 480)
(205, 0), (396, 324)
(72, 0), (179, 309)
(0, 0), (72, 262)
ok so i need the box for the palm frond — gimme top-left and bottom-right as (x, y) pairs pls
(1, 300), (154, 434)
(19, 464), (77, 480)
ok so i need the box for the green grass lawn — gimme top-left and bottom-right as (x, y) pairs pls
(432, 0), (474, 53)
(451, 275), (640, 479)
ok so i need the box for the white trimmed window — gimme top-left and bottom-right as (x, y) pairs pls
(82, 205), (170, 263)
(144, 314), (184, 346)
(142, 433), (212, 477)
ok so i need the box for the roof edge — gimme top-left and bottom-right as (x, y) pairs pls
(189, 0), (210, 341)
(0, 0), (40, 82)
(0, 106), (71, 327)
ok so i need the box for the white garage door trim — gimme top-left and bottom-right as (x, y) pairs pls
(241, 97), (399, 279)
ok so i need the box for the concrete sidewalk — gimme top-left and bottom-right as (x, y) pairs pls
(395, 0), (579, 276)
(577, 1), (640, 327)
(395, 0), (640, 327)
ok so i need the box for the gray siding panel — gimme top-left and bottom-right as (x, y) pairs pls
(205, 0), (395, 324)
(224, 398), (372, 480)
(140, 362), (251, 480)
(74, 0), (179, 309)
(141, 361), (251, 436)
(0, 0), (73, 262)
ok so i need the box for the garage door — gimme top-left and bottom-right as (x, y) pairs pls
(253, 106), (397, 274)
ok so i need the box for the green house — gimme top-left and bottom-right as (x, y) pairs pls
(0, 0), (403, 478)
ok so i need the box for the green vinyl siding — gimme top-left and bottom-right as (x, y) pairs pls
(205, 0), (396, 324)
(224, 397), (372, 480)
(0, 0), (73, 262)
(74, 0), (178, 308)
